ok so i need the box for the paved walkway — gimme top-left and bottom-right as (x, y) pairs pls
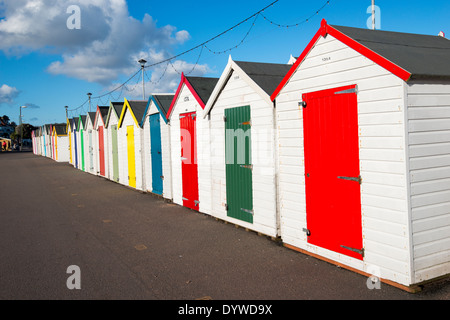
(0, 152), (449, 301)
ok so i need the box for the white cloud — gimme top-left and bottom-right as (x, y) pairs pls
(0, 84), (20, 104)
(0, 0), (209, 86)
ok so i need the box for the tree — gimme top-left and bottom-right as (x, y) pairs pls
(1, 115), (11, 125)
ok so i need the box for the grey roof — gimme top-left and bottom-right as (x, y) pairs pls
(111, 102), (123, 117)
(152, 94), (175, 117)
(98, 106), (109, 123)
(71, 117), (78, 131)
(53, 124), (67, 135)
(185, 76), (219, 105)
(234, 61), (292, 95)
(88, 112), (96, 126)
(127, 100), (148, 125)
(80, 115), (87, 129)
(332, 25), (450, 80)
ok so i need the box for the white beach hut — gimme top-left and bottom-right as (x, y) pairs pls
(105, 102), (124, 184)
(117, 98), (147, 191)
(202, 57), (291, 238)
(141, 94), (175, 200)
(271, 19), (450, 291)
(94, 105), (110, 177)
(166, 74), (219, 213)
(52, 124), (69, 163)
(84, 112), (97, 175)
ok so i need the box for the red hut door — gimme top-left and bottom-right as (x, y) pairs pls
(302, 84), (364, 260)
(180, 112), (199, 211)
(98, 126), (105, 176)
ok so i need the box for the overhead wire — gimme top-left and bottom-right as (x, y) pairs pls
(67, 0), (332, 116)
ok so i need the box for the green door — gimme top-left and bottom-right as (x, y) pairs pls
(81, 129), (85, 171)
(111, 124), (119, 182)
(225, 105), (253, 223)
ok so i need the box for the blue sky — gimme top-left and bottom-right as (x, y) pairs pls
(0, 0), (449, 127)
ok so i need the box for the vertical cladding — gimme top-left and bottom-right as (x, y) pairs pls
(225, 105), (253, 223)
(208, 68), (278, 237)
(111, 124), (119, 182)
(407, 81), (450, 282)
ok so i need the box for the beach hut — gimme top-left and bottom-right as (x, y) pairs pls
(105, 102), (124, 183)
(117, 99), (147, 191)
(271, 19), (450, 291)
(31, 129), (39, 155)
(77, 115), (87, 171)
(70, 118), (79, 169)
(167, 73), (219, 212)
(52, 124), (69, 163)
(44, 124), (52, 158)
(94, 105), (110, 177)
(85, 112), (97, 175)
(66, 118), (73, 165)
(202, 57), (291, 237)
(141, 94), (174, 199)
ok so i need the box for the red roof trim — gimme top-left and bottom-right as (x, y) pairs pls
(270, 21), (326, 101)
(166, 73), (207, 120)
(271, 19), (412, 101)
(326, 24), (412, 82)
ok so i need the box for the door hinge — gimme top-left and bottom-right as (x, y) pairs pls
(223, 115), (227, 122)
(337, 175), (362, 185)
(299, 101), (307, 108)
(340, 245), (365, 257)
(194, 200), (200, 206)
(302, 228), (311, 236)
(335, 86), (358, 95)
(160, 175), (164, 180)
(224, 203), (228, 211)
(240, 208), (254, 215)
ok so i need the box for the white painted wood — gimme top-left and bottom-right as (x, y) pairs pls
(169, 84), (208, 212)
(407, 80), (450, 283)
(118, 104), (145, 191)
(275, 34), (415, 286)
(142, 98), (174, 200)
(203, 59), (279, 237)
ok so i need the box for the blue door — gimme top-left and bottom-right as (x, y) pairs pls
(150, 114), (163, 195)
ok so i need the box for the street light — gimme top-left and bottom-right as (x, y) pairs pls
(138, 59), (147, 100)
(19, 105), (27, 151)
(87, 93), (92, 112)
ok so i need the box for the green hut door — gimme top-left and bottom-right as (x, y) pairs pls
(225, 105), (253, 223)
(111, 125), (119, 182)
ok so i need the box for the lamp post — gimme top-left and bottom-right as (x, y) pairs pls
(371, 0), (376, 30)
(19, 105), (27, 151)
(87, 93), (92, 112)
(138, 59), (147, 100)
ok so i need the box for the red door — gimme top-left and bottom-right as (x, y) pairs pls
(98, 126), (105, 176)
(302, 84), (363, 260)
(180, 112), (199, 211)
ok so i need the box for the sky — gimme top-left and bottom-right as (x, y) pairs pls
(0, 0), (449, 127)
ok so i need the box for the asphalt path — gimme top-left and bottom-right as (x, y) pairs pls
(0, 152), (449, 303)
